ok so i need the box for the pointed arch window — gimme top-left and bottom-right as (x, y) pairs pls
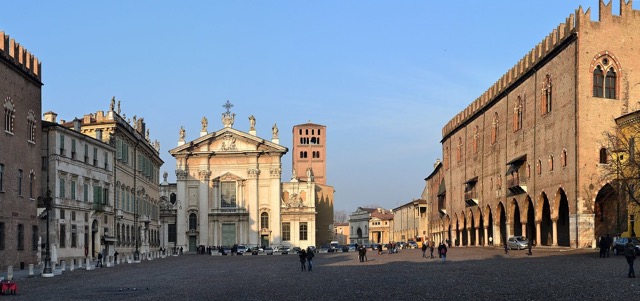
(4, 97), (15, 134)
(593, 66), (604, 97)
(27, 110), (36, 143)
(593, 56), (618, 99)
(605, 68), (617, 99)
(491, 113), (499, 144)
(537, 159), (542, 175)
(542, 75), (552, 114)
(561, 149), (567, 167)
(549, 155), (554, 171)
(513, 96), (523, 131)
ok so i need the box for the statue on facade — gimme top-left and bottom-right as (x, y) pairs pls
(272, 123), (279, 138)
(110, 96), (115, 111)
(249, 115), (256, 130)
(179, 126), (185, 140)
(201, 116), (208, 131)
(163, 171), (168, 182)
(117, 100), (121, 114)
(146, 128), (150, 141)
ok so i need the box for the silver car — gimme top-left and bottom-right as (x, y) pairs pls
(507, 236), (529, 250)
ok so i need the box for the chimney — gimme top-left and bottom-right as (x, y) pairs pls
(43, 111), (57, 123)
(73, 118), (81, 131)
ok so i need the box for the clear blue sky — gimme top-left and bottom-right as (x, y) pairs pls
(1, 1), (614, 213)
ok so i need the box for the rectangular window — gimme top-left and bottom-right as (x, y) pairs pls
(299, 222), (308, 241)
(104, 151), (109, 169)
(17, 224), (24, 250)
(103, 188), (109, 206)
(59, 178), (65, 199)
(41, 157), (48, 171)
(29, 172), (33, 199)
(168, 224), (176, 243)
(32, 225), (38, 251)
(18, 169), (22, 196)
(83, 183), (89, 202)
(94, 186), (103, 204)
(220, 182), (237, 208)
(59, 134), (65, 156)
(60, 209), (66, 220)
(0, 163), (4, 192)
(59, 224), (66, 248)
(282, 222), (291, 241)
(93, 147), (98, 166)
(84, 144), (89, 164)
(71, 180), (76, 200)
(71, 225), (77, 248)
(0, 222), (4, 250)
(71, 139), (77, 159)
(71, 211), (76, 221)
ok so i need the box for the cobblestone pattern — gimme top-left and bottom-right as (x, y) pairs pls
(8, 247), (640, 300)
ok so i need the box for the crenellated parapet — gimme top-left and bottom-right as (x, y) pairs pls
(441, 1), (640, 139)
(0, 31), (41, 82)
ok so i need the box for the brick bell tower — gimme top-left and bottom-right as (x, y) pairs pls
(292, 122), (326, 185)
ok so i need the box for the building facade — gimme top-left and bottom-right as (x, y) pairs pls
(169, 107), (288, 250)
(349, 207), (393, 245)
(74, 99), (163, 260)
(428, 1), (640, 249)
(392, 199), (428, 245)
(333, 222), (349, 245)
(41, 115), (115, 264)
(0, 31), (42, 271)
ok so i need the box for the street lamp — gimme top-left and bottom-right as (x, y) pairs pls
(41, 189), (53, 277)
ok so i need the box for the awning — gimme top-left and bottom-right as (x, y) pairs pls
(437, 180), (446, 196)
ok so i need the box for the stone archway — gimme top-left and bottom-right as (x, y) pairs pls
(478, 210), (485, 246)
(486, 205), (494, 246)
(470, 211), (476, 246)
(498, 203), (507, 246)
(539, 193), (552, 246)
(526, 197), (535, 244)
(462, 212), (468, 246)
(556, 189), (571, 247)
(454, 213), (460, 246)
(594, 183), (625, 239)
(510, 199), (522, 237)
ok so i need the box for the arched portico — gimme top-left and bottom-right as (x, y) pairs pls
(555, 188), (571, 247)
(594, 183), (625, 240)
(509, 198), (522, 237)
(485, 205), (494, 246)
(537, 192), (552, 246)
(498, 202), (507, 246)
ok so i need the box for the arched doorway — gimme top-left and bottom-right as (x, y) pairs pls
(462, 213), (468, 246)
(478, 211), (485, 246)
(498, 203), (507, 246)
(91, 219), (99, 259)
(470, 212), (476, 246)
(455, 214), (460, 246)
(594, 183), (625, 239)
(557, 189), (571, 247)
(486, 205), (494, 246)
(540, 194), (552, 246)
(511, 199), (522, 237)
(526, 199), (535, 244)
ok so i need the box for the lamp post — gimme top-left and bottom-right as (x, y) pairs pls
(42, 189), (53, 278)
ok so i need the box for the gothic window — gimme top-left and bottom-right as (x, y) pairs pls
(260, 212), (269, 229)
(491, 113), (499, 144)
(537, 159), (542, 175)
(220, 182), (237, 208)
(473, 126), (479, 154)
(513, 96), (523, 131)
(526, 163), (531, 178)
(542, 75), (552, 114)
(599, 147), (608, 164)
(561, 149), (567, 167)
(27, 110), (36, 143)
(4, 97), (15, 134)
(549, 155), (554, 171)
(593, 56), (618, 99)
(189, 213), (197, 230)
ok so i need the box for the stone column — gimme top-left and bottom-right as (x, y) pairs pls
(552, 218), (558, 247)
(483, 226), (488, 246)
(467, 228), (472, 246)
(535, 221), (541, 246)
(474, 227), (480, 246)
(521, 223), (527, 238)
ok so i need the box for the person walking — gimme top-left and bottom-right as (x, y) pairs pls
(605, 234), (612, 257)
(527, 239), (533, 256)
(421, 242), (428, 258)
(96, 252), (103, 268)
(306, 247), (315, 272)
(504, 242), (509, 254)
(429, 241), (435, 259)
(438, 243), (448, 263)
(599, 236), (607, 258)
(298, 249), (307, 271)
(624, 241), (636, 278)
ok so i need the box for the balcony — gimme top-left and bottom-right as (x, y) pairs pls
(210, 208), (248, 215)
(507, 174), (527, 195)
(93, 202), (111, 212)
(464, 190), (478, 207)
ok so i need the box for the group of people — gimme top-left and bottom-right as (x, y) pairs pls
(298, 248), (315, 271)
(598, 234), (613, 258)
(357, 245), (368, 262)
(421, 241), (435, 259)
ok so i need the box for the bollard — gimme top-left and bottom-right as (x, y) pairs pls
(29, 264), (34, 277)
(61, 260), (66, 272)
(51, 262), (57, 275)
(7, 265), (13, 281)
(69, 260), (74, 272)
(86, 258), (91, 270)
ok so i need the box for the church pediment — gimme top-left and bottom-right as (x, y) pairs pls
(169, 127), (287, 156)
(214, 172), (244, 182)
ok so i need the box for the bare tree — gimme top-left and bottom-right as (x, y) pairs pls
(334, 210), (348, 223)
(601, 121), (640, 207)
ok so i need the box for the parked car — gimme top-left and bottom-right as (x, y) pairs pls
(291, 247), (302, 254)
(371, 243), (380, 251)
(221, 246), (232, 255)
(307, 246), (317, 253)
(264, 246), (274, 255)
(341, 245), (350, 252)
(250, 246), (263, 255)
(407, 241), (418, 249)
(612, 237), (640, 255)
(319, 245), (331, 253)
(506, 236), (529, 250)
(348, 244), (357, 251)
(236, 245), (247, 255)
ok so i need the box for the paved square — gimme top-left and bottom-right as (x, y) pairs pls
(13, 247), (640, 300)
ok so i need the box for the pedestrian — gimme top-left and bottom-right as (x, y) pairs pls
(624, 241), (636, 278)
(114, 251), (119, 264)
(377, 244), (382, 255)
(489, 236), (493, 246)
(96, 252), (103, 268)
(504, 243), (509, 255)
(527, 239), (532, 256)
(599, 236), (607, 258)
(357, 245), (365, 262)
(430, 241), (435, 259)
(363, 246), (368, 262)
(298, 249), (307, 271)
(438, 243), (448, 263)
(422, 242), (428, 258)
(605, 234), (612, 257)
(306, 247), (315, 271)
